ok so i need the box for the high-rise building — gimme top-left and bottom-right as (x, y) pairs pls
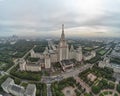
(20, 24), (83, 72)
(58, 24), (69, 61)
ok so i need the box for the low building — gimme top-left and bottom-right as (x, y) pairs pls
(60, 60), (74, 71)
(1, 78), (36, 96)
(25, 63), (41, 72)
(98, 57), (120, 73)
(19, 58), (26, 71)
(1, 78), (14, 93)
(84, 51), (96, 61)
(8, 84), (25, 96)
(98, 57), (110, 68)
(87, 73), (97, 82)
(25, 84), (36, 96)
(106, 63), (120, 73)
(30, 49), (44, 59)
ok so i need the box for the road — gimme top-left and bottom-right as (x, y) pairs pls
(46, 84), (52, 96)
(41, 64), (93, 84)
(61, 64), (93, 79)
(42, 64), (93, 96)
(0, 45), (36, 79)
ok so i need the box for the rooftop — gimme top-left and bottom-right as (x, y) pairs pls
(1, 77), (14, 88)
(25, 84), (36, 95)
(61, 60), (74, 66)
(8, 84), (25, 93)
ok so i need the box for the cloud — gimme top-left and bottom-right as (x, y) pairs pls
(0, 0), (120, 37)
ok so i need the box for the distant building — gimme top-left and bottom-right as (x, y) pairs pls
(98, 57), (120, 73)
(98, 57), (110, 68)
(1, 78), (36, 96)
(83, 51), (96, 61)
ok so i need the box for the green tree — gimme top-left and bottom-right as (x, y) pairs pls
(92, 86), (100, 94)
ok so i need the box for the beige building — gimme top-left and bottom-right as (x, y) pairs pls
(19, 24), (83, 72)
(19, 58), (26, 71)
(84, 51), (96, 61)
(87, 73), (97, 82)
(98, 57), (120, 73)
(58, 24), (69, 61)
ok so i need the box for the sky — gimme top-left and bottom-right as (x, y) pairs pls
(0, 0), (120, 38)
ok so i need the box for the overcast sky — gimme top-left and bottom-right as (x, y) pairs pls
(0, 0), (120, 37)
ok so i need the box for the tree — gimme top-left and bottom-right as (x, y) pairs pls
(116, 84), (120, 93)
(92, 86), (100, 94)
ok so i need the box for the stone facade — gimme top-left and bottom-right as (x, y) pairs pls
(19, 24), (83, 72)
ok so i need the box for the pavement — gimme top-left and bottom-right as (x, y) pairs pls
(42, 64), (93, 96)
(46, 84), (52, 96)
(41, 64), (92, 84)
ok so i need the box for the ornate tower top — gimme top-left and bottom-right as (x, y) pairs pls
(60, 24), (65, 41)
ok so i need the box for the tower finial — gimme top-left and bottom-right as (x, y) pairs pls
(62, 24), (64, 33)
(61, 24), (65, 41)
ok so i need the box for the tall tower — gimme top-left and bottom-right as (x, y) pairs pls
(58, 24), (69, 61)
(60, 24), (65, 41)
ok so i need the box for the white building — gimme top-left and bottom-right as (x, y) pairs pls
(8, 84), (25, 96)
(1, 78), (14, 93)
(84, 51), (96, 61)
(76, 46), (83, 62)
(25, 84), (36, 96)
(1, 78), (36, 96)
(98, 57), (110, 68)
(99, 57), (120, 73)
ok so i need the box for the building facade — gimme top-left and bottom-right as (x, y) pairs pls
(19, 24), (83, 72)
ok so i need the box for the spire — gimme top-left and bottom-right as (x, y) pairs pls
(60, 24), (65, 41)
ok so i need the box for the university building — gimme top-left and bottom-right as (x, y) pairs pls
(19, 24), (83, 71)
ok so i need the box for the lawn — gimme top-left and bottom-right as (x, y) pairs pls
(10, 65), (42, 81)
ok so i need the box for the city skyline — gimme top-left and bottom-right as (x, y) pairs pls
(0, 0), (120, 38)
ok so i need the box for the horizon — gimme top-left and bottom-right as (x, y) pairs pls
(0, 0), (120, 38)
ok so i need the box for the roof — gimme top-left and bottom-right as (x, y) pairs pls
(8, 84), (25, 93)
(18, 58), (26, 65)
(61, 60), (74, 66)
(1, 77), (14, 88)
(26, 59), (44, 66)
(26, 62), (41, 66)
(25, 84), (36, 95)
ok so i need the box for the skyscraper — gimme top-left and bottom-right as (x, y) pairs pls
(58, 24), (69, 61)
